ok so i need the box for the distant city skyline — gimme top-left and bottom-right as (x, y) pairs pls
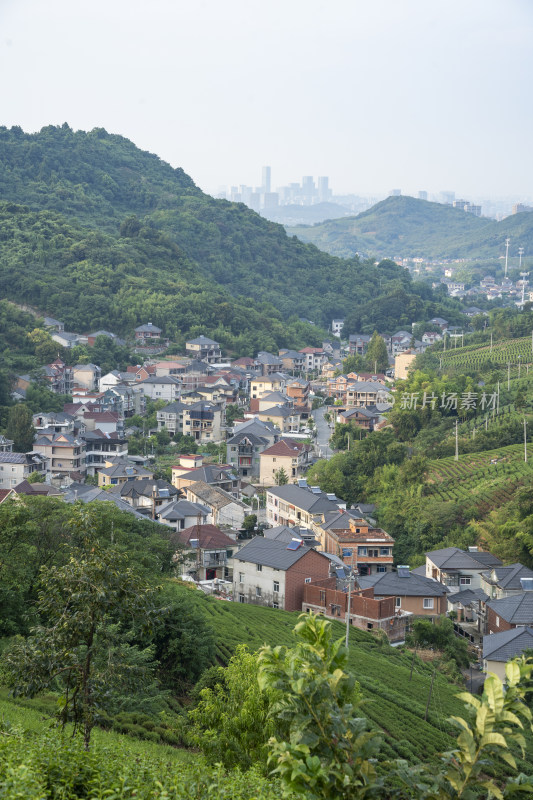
(1, 1), (533, 199)
(216, 166), (530, 219)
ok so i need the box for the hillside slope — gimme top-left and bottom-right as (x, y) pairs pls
(0, 125), (454, 334)
(289, 195), (533, 260)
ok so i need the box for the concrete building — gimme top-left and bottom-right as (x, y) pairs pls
(425, 547), (502, 594)
(0, 451), (47, 487)
(233, 536), (330, 611)
(482, 627), (533, 683)
(358, 568), (449, 619)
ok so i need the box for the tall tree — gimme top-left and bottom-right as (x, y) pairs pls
(5, 541), (160, 749)
(364, 331), (389, 373)
(6, 404), (35, 452)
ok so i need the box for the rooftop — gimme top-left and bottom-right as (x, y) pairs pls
(235, 536), (327, 570)
(483, 627), (533, 662)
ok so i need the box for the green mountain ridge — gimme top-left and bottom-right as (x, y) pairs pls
(288, 195), (533, 260)
(0, 125), (458, 342)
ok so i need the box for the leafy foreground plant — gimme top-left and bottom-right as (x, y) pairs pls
(4, 535), (161, 750)
(258, 613), (533, 800)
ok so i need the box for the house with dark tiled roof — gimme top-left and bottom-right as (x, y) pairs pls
(357, 568), (449, 618)
(425, 547), (502, 593)
(266, 483), (345, 529)
(184, 481), (248, 527)
(485, 584), (533, 634)
(483, 627), (533, 682)
(480, 563), (533, 600)
(98, 461), (154, 487)
(107, 477), (178, 517)
(157, 499), (209, 531)
(135, 322), (162, 340)
(172, 464), (240, 496)
(233, 536), (330, 611)
(226, 430), (270, 479)
(32, 432), (86, 479)
(0, 451), (47, 488)
(185, 335), (222, 364)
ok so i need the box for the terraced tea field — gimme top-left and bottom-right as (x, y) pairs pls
(438, 336), (533, 376)
(425, 443), (533, 514)
(168, 583), (469, 763)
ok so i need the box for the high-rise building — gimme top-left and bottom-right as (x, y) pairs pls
(262, 166), (271, 194)
(318, 176), (330, 202)
(389, 189), (401, 197)
(263, 192), (279, 208)
(418, 191), (428, 201)
(440, 191), (455, 205)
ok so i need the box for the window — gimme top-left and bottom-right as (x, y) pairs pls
(304, 577), (312, 584)
(423, 598), (434, 610)
(272, 458), (276, 462)
(358, 547), (367, 556)
(256, 564), (262, 572)
(377, 565), (386, 573)
(239, 572), (244, 583)
(256, 586), (262, 597)
(319, 590), (326, 604)
(273, 602), (279, 609)
(273, 581), (279, 593)
(460, 577), (471, 586)
(395, 597), (401, 608)
(380, 548), (390, 556)
(496, 615), (500, 627)
(239, 593), (244, 603)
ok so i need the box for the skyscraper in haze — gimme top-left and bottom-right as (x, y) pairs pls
(262, 166), (271, 193)
(418, 190), (428, 201)
(318, 176), (330, 202)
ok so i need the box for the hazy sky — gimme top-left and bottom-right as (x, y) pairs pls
(2, 0), (532, 198)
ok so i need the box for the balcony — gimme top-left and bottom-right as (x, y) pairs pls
(203, 553), (227, 567)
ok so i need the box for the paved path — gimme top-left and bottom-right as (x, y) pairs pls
(312, 406), (334, 460)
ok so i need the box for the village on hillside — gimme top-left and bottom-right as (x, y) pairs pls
(3, 314), (533, 679)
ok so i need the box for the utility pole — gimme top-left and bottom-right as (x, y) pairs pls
(519, 246), (524, 268)
(424, 669), (436, 721)
(454, 418), (459, 461)
(497, 381), (500, 414)
(525, 417), (528, 463)
(518, 355), (522, 378)
(504, 237), (510, 279)
(520, 271), (529, 307)
(490, 331), (493, 353)
(508, 362), (511, 391)
(345, 550), (356, 649)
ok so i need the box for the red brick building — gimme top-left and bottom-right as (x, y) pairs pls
(302, 578), (409, 642)
(233, 536), (330, 611)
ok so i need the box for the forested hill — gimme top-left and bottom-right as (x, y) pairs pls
(0, 125), (458, 340)
(288, 195), (533, 260)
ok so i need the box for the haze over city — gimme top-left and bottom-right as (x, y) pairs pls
(1, 0), (532, 200)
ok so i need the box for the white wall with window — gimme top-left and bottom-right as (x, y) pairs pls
(233, 559), (287, 608)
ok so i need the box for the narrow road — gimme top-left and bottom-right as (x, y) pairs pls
(312, 406), (334, 460)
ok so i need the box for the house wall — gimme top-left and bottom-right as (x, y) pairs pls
(284, 551), (330, 611)
(302, 581), (407, 641)
(260, 452), (301, 485)
(233, 562), (287, 608)
(486, 605), (513, 634)
(483, 658), (507, 683)
(394, 353), (417, 380)
(0, 462), (27, 487)
(374, 592), (447, 617)
(425, 558), (484, 593)
(250, 378), (285, 399)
